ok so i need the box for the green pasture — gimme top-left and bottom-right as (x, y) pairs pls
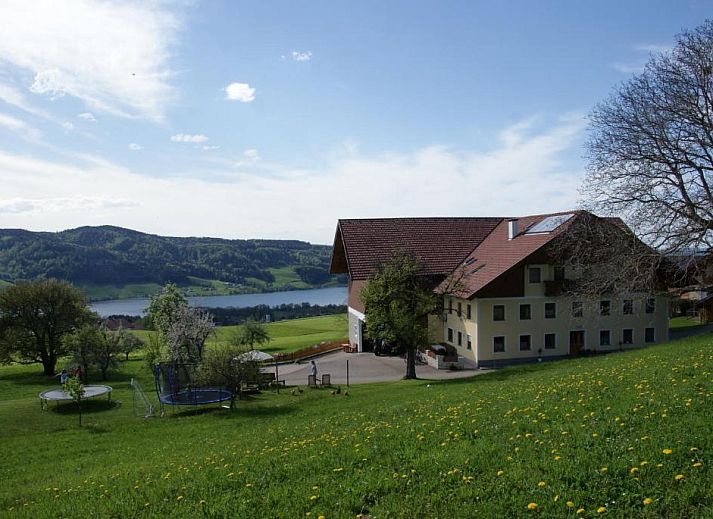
(669, 315), (705, 330)
(131, 314), (347, 356)
(1, 332), (711, 517)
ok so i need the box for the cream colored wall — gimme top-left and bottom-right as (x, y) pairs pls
(474, 294), (668, 364)
(441, 297), (478, 363)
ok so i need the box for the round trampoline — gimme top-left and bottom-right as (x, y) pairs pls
(154, 362), (233, 409)
(39, 385), (112, 410)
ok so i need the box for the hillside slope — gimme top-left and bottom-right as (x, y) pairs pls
(0, 226), (345, 298)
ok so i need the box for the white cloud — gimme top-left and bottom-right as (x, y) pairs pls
(243, 149), (260, 161)
(0, 0), (181, 120)
(0, 115), (586, 243)
(62, 121), (74, 130)
(77, 112), (96, 122)
(612, 43), (672, 75)
(291, 50), (312, 62)
(128, 143), (143, 151)
(171, 133), (208, 143)
(0, 83), (53, 120)
(224, 82), (256, 102)
(202, 145), (220, 151)
(0, 112), (42, 140)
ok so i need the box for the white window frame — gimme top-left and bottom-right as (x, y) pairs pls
(600, 300), (611, 316)
(519, 334), (532, 351)
(466, 333), (472, 350)
(519, 303), (532, 321)
(493, 304), (506, 322)
(543, 332), (557, 350)
(493, 335), (506, 353)
(622, 328), (634, 345)
(544, 301), (557, 319)
(599, 329), (611, 347)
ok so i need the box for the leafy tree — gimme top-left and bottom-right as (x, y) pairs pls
(118, 330), (144, 361)
(64, 324), (127, 381)
(144, 333), (168, 372)
(198, 344), (260, 409)
(64, 376), (85, 427)
(360, 251), (462, 379)
(231, 319), (270, 351)
(583, 20), (713, 262)
(0, 280), (91, 375)
(146, 283), (187, 336)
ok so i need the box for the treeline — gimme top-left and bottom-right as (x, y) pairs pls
(0, 226), (346, 289)
(106, 302), (346, 328)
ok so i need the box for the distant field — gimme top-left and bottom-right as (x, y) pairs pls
(1, 330), (711, 517)
(132, 314), (348, 355)
(0, 279), (12, 288)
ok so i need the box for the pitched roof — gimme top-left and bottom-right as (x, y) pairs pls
(329, 217), (503, 280)
(454, 211), (581, 298)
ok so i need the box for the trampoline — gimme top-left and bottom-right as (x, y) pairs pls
(39, 385), (112, 410)
(154, 362), (232, 409)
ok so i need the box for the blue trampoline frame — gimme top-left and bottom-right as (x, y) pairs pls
(154, 362), (233, 409)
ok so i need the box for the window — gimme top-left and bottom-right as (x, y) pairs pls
(600, 330), (611, 346)
(448, 298), (453, 314)
(554, 266), (565, 281)
(457, 302), (462, 316)
(572, 301), (583, 318)
(645, 298), (655, 314)
(645, 327), (655, 343)
(600, 300), (611, 316)
(622, 299), (633, 315)
(447, 328), (453, 343)
(466, 304), (472, 320)
(622, 328), (633, 344)
(519, 335), (532, 351)
(493, 305), (505, 321)
(466, 334), (472, 350)
(529, 267), (541, 283)
(545, 302), (556, 319)
(520, 304), (531, 320)
(493, 336), (505, 353)
(457, 331), (462, 346)
(544, 333), (556, 350)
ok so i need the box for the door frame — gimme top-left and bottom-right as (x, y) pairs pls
(568, 329), (586, 356)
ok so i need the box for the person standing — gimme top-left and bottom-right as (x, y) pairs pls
(309, 360), (318, 380)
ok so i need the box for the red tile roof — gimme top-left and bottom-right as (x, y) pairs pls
(330, 217), (502, 280)
(454, 211), (581, 297)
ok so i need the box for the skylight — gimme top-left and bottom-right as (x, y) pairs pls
(525, 213), (574, 234)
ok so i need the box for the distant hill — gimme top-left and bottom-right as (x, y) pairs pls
(0, 226), (346, 300)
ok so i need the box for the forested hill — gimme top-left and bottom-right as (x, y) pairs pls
(0, 226), (345, 299)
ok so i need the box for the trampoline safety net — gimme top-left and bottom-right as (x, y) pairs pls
(154, 362), (233, 406)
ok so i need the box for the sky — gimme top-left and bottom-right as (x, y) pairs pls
(0, 1), (709, 244)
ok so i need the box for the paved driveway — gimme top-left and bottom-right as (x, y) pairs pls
(269, 351), (487, 386)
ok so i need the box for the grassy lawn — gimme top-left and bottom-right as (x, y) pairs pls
(132, 314), (348, 356)
(1, 333), (711, 517)
(669, 315), (705, 330)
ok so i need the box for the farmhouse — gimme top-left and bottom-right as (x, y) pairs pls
(329, 211), (669, 367)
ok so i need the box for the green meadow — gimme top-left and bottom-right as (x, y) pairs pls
(0, 331), (711, 518)
(131, 314), (348, 356)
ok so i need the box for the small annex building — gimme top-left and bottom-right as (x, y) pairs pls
(329, 211), (669, 368)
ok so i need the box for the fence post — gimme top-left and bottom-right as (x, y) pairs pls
(346, 359), (349, 388)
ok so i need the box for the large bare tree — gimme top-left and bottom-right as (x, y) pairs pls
(583, 20), (713, 260)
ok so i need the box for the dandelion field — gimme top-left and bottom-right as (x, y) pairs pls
(1, 333), (711, 518)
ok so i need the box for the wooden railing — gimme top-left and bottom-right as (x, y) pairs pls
(272, 340), (347, 363)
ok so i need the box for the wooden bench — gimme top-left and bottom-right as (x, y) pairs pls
(342, 343), (357, 353)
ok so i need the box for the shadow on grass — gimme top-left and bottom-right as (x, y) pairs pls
(51, 399), (121, 415)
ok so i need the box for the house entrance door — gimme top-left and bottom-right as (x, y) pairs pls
(569, 330), (585, 356)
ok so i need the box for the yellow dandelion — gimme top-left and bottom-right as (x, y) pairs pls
(318, 516), (326, 519)
(553, 495), (560, 502)
(538, 481), (546, 488)
(597, 506), (606, 513)
(675, 474), (684, 481)
(176, 496), (184, 501)
(497, 470), (505, 476)
(600, 467), (608, 473)
(693, 462), (703, 468)
(630, 467), (639, 475)
(662, 449), (673, 455)
(577, 509), (585, 515)
(566, 501), (575, 508)
(643, 498), (653, 505)
(527, 502), (538, 510)
(310, 495), (318, 501)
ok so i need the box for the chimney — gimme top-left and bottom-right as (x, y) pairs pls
(508, 219), (518, 240)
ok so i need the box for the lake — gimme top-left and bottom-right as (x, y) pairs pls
(90, 286), (348, 317)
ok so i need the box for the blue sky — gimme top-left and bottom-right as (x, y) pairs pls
(0, 1), (708, 243)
